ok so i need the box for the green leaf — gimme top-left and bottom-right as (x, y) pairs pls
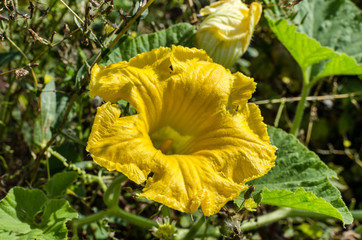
(246, 127), (353, 224)
(0, 187), (47, 233)
(102, 23), (195, 65)
(265, 15), (362, 82)
(292, 0), (362, 64)
(261, 188), (343, 222)
(33, 79), (57, 147)
(39, 199), (78, 239)
(0, 187), (78, 240)
(44, 171), (78, 198)
(0, 52), (21, 66)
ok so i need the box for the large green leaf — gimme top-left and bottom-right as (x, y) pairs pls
(265, 16), (362, 81)
(244, 127), (353, 224)
(292, 0), (362, 64)
(0, 187), (78, 240)
(102, 23), (195, 65)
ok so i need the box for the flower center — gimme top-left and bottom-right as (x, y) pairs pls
(159, 139), (174, 154)
(150, 126), (192, 155)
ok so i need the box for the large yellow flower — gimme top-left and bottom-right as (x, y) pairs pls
(196, 0), (262, 68)
(86, 46), (276, 216)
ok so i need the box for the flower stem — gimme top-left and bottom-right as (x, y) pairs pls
(183, 216), (206, 240)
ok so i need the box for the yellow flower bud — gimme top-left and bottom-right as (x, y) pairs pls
(44, 74), (53, 84)
(196, 0), (262, 68)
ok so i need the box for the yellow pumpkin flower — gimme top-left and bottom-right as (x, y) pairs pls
(86, 46), (276, 216)
(196, 0), (262, 68)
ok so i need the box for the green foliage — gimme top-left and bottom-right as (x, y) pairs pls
(0, 187), (78, 240)
(293, 0), (362, 64)
(44, 171), (78, 198)
(0, 52), (21, 66)
(247, 127), (352, 224)
(265, 15), (362, 83)
(102, 23), (195, 65)
(1, 0), (361, 239)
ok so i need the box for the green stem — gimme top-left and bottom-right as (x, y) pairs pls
(290, 66), (313, 136)
(241, 207), (292, 231)
(274, 97), (286, 128)
(103, 175), (127, 208)
(241, 208), (362, 232)
(352, 210), (362, 220)
(290, 84), (311, 136)
(112, 207), (158, 229)
(183, 216), (206, 240)
(72, 207), (157, 240)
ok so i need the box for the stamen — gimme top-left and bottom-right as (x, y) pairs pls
(159, 139), (174, 154)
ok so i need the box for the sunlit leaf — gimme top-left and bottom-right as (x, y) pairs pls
(292, 0), (362, 64)
(237, 127), (353, 224)
(265, 16), (362, 82)
(261, 188), (342, 222)
(0, 187), (78, 240)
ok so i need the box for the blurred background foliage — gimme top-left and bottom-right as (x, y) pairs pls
(0, 0), (362, 239)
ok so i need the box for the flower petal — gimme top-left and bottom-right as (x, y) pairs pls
(140, 154), (246, 216)
(86, 102), (157, 184)
(196, 0), (262, 67)
(90, 47), (171, 128)
(189, 103), (276, 185)
(158, 47), (232, 134)
(228, 72), (256, 109)
(242, 2), (262, 53)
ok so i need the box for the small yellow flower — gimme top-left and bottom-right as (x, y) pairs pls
(196, 0), (262, 68)
(87, 46), (276, 216)
(244, 198), (257, 212)
(44, 74), (53, 84)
